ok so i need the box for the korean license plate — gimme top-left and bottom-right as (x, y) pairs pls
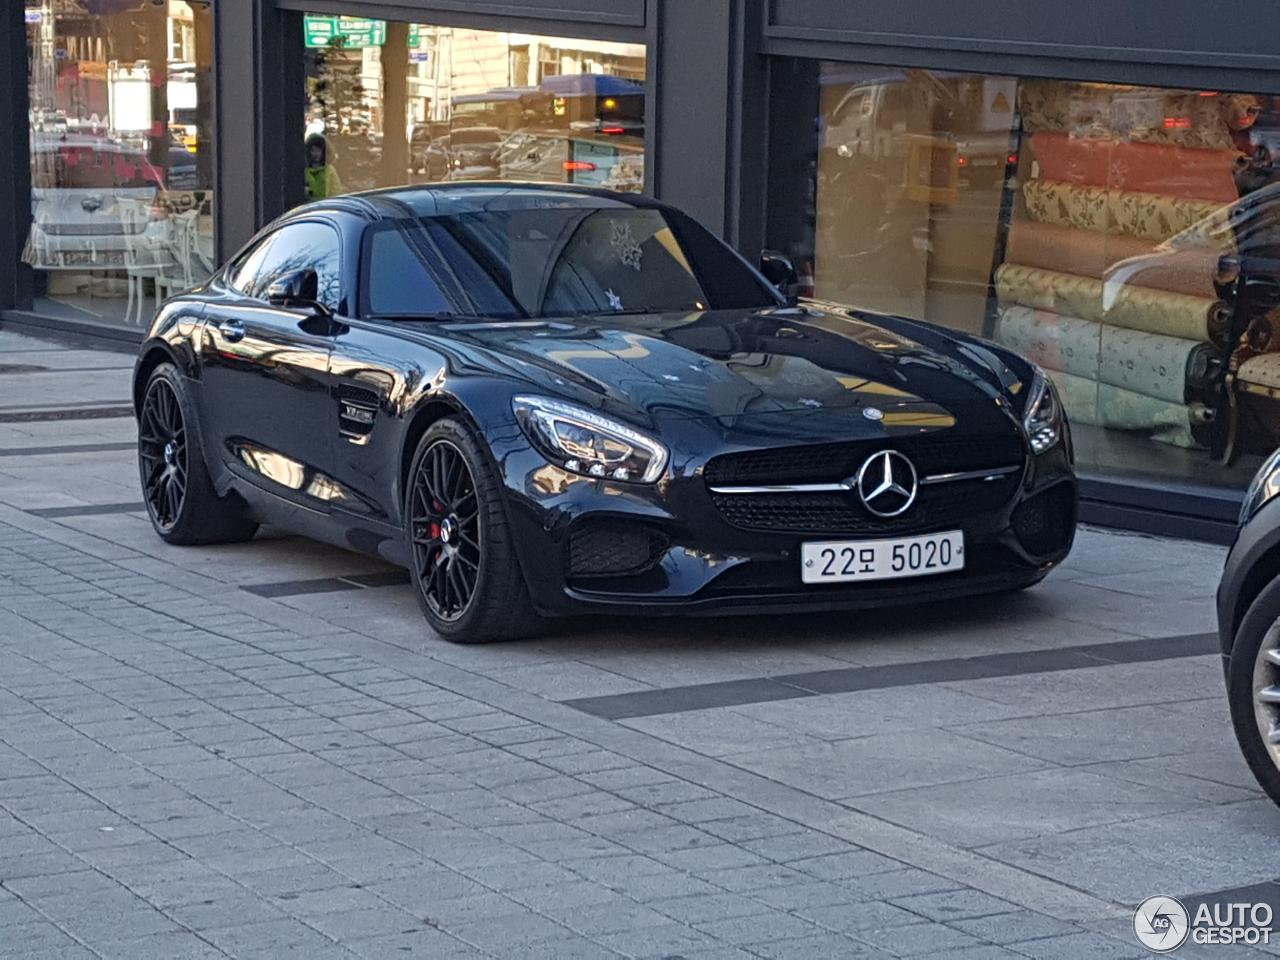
(801, 530), (964, 584)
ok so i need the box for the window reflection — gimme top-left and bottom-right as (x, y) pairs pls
(23, 0), (216, 329)
(769, 62), (1280, 487)
(302, 18), (646, 199)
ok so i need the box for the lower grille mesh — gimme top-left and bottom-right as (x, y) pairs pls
(568, 522), (668, 578)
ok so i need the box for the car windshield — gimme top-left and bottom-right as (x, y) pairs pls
(361, 204), (780, 319)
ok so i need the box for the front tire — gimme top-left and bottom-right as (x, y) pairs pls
(1227, 576), (1280, 805)
(137, 363), (259, 545)
(405, 418), (540, 643)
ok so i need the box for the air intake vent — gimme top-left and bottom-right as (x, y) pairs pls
(568, 522), (668, 579)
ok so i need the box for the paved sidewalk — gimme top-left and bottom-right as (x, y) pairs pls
(0, 327), (1277, 959)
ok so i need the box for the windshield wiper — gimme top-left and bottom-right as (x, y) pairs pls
(380, 312), (464, 322)
(591, 305), (702, 316)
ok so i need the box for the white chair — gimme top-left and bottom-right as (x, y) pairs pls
(121, 200), (172, 325)
(155, 210), (200, 302)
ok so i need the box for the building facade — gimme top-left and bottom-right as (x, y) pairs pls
(4, 0), (1280, 541)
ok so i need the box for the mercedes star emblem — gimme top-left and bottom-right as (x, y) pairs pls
(855, 449), (918, 518)
(862, 406), (884, 421)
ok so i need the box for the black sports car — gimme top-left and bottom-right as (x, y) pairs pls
(133, 183), (1076, 642)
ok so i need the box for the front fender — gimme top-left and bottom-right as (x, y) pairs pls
(132, 303), (206, 414)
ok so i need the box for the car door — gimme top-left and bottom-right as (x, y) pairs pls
(325, 220), (459, 531)
(198, 219), (344, 512)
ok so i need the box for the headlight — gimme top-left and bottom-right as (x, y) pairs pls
(512, 395), (669, 484)
(1023, 370), (1063, 455)
(1241, 448), (1280, 525)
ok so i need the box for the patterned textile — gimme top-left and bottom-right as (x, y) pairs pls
(994, 305), (1214, 404)
(1007, 220), (1222, 298)
(994, 264), (1229, 342)
(1006, 220), (1154, 279)
(1022, 179), (1230, 244)
(1239, 352), (1280, 390)
(1101, 246), (1224, 300)
(1030, 132), (1242, 203)
(1049, 370), (1209, 448)
(1019, 80), (1256, 150)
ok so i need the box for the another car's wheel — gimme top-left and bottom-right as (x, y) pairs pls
(1227, 575), (1280, 805)
(137, 363), (259, 545)
(406, 418), (539, 643)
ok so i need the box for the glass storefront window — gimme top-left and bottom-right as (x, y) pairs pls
(301, 17), (646, 200)
(23, 0), (216, 330)
(767, 61), (1280, 487)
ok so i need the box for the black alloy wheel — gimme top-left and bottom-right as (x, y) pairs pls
(404, 417), (539, 642)
(135, 362), (259, 545)
(410, 439), (481, 621)
(139, 376), (187, 531)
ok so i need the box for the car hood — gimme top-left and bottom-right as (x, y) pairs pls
(416, 303), (1031, 432)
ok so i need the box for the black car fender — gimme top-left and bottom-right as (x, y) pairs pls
(1220, 495), (1280, 658)
(132, 304), (206, 414)
(394, 375), (537, 517)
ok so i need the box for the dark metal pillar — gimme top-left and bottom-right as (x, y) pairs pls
(213, 0), (305, 262)
(0, 1), (33, 312)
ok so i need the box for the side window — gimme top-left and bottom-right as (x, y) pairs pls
(230, 222), (343, 312)
(227, 235), (276, 295)
(363, 225), (453, 317)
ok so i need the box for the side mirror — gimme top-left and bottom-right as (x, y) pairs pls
(265, 268), (329, 315)
(759, 250), (799, 299)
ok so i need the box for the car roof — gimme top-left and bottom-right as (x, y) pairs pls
(283, 182), (662, 224)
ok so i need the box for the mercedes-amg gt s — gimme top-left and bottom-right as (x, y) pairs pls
(133, 184), (1076, 642)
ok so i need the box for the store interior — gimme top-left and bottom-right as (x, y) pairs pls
(770, 62), (1280, 489)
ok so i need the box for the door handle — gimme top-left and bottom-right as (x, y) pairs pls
(218, 320), (245, 343)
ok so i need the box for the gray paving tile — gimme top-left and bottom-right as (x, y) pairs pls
(890, 887), (1018, 921)
(1012, 931), (1146, 959)
(951, 909), (1086, 944)
(694, 911), (829, 945)
(979, 800), (1280, 904)
(850, 767), (1198, 848)
(728, 730), (1049, 800)
(798, 899), (929, 935)
(856, 920), (988, 956)
(956, 703), (1230, 765)
(747, 932), (892, 959)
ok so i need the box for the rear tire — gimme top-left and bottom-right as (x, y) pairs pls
(137, 363), (259, 546)
(1227, 575), (1280, 806)
(405, 417), (540, 643)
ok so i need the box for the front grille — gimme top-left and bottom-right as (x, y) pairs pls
(704, 432), (1025, 535)
(43, 222), (134, 236)
(568, 521), (668, 578)
(703, 432), (1025, 487)
(711, 473), (1019, 535)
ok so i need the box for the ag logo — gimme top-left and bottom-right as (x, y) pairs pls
(1134, 896), (1190, 953)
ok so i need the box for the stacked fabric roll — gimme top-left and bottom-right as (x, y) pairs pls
(991, 82), (1245, 447)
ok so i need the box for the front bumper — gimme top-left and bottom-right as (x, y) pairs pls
(496, 432), (1077, 618)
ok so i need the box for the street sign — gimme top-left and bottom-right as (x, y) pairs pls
(305, 16), (424, 49)
(304, 16), (386, 48)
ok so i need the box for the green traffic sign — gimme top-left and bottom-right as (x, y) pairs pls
(304, 16), (425, 48)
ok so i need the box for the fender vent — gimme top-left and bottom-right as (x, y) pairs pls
(337, 385), (380, 440)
